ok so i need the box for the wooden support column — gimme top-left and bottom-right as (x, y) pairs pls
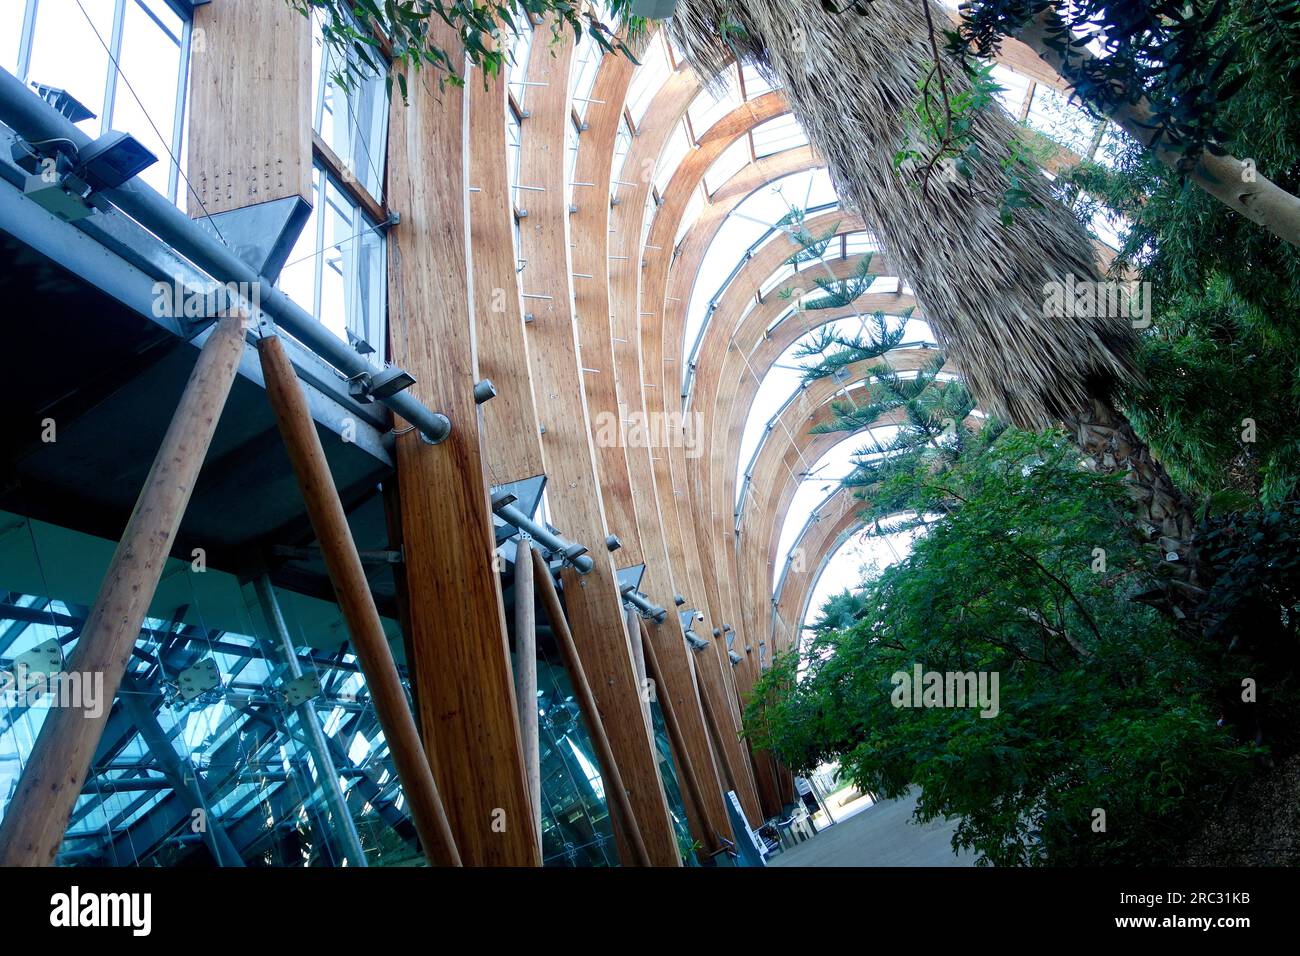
(533, 549), (651, 866)
(0, 314), (247, 866)
(257, 332), (461, 867)
(513, 537), (542, 850)
(385, 42), (540, 866)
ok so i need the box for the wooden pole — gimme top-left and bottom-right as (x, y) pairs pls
(626, 608), (652, 735)
(639, 619), (721, 856)
(531, 548), (652, 867)
(513, 537), (542, 851)
(0, 313), (247, 866)
(256, 332), (460, 867)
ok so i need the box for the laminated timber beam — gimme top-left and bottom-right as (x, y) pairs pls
(684, 214), (870, 693)
(515, 23), (680, 866)
(725, 351), (906, 696)
(385, 41), (539, 866)
(610, 82), (799, 831)
(644, 142), (814, 632)
(469, 59), (548, 484)
(599, 62), (744, 846)
(187, 0), (312, 215)
(678, 228), (877, 818)
(571, 51), (646, 568)
(772, 487), (866, 651)
(565, 58), (728, 850)
(0, 314), (247, 866)
(642, 148), (828, 824)
(603, 89), (806, 832)
(681, 212), (866, 682)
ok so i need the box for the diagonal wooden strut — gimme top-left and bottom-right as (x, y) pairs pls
(531, 547), (653, 867)
(257, 332), (460, 867)
(0, 313), (248, 866)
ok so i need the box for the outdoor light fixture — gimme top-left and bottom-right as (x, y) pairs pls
(728, 650), (743, 666)
(15, 126), (155, 222)
(685, 630), (710, 651)
(350, 366), (416, 402)
(78, 130), (157, 190)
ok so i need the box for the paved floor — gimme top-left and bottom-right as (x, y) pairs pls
(770, 790), (975, 867)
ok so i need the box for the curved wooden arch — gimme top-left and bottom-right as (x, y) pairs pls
(515, 24), (680, 866)
(570, 49), (742, 851)
(726, 349), (935, 689)
(470, 64), (547, 485)
(771, 485), (865, 652)
(683, 212), (871, 673)
(610, 88), (813, 827)
(741, 360), (975, 660)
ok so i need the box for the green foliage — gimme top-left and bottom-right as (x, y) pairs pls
(746, 429), (1256, 865)
(798, 342), (986, 532)
(1058, 0), (1300, 510)
(1122, 278), (1300, 509)
(793, 258), (880, 311)
(775, 206), (841, 267)
(1198, 502), (1300, 749)
(791, 313), (907, 381)
(950, 0), (1257, 160)
(291, 0), (642, 96)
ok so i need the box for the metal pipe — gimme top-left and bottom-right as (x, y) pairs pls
(0, 68), (450, 444)
(491, 493), (594, 573)
(252, 573), (368, 867)
(619, 584), (667, 623)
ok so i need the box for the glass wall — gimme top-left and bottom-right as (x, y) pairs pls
(0, 512), (415, 866)
(280, 165), (389, 368)
(0, 510), (696, 867)
(2, 0), (191, 203)
(310, 12), (388, 204)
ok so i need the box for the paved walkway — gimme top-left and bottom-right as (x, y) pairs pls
(770, 790), (974, 867)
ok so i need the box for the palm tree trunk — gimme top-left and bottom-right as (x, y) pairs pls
(1064, 397), (1204, 620)
(670, 0), (1206, 621)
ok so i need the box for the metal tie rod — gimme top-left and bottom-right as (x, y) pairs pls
(0, 69), (450, 444)
(490, 490), (594, 573)
(619, 583), (667, 623)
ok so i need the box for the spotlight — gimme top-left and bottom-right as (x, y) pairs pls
(79, 130), (157, 189)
